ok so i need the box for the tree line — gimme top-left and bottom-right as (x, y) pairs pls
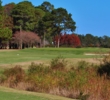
(0, 0), (109, 49)
(78, 34), (110, 48)
(0, 0), (77, 49)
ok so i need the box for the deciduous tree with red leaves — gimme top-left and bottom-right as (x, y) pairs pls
(54, 33), (81, 47)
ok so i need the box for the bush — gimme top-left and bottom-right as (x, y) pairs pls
(77, 61), (89, 70)
(76, 91), (89, 100)
(0, 74), (7, 83)
(50, 56), (67, 70)
(28, 62), (50, 75)
(2, 66), (25, 87)
(28, 62), (43, 74)
(97, 53), (110, 78)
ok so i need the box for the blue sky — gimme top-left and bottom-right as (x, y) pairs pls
(2, 0), (110, 37)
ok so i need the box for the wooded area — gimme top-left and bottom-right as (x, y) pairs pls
(0, 0), (110, 49)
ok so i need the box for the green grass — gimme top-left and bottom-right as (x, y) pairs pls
(0, 86), (74, 100)
(0, 47), (109, 100)
(0, 91), (48, 100)
(0, 47), (109, 65)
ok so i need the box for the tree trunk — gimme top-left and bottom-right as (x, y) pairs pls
(20, 40), (22, 49)
(43, 32), (45, 47)
(57, 34), (60, 48)
(57, 37), (60, 48)
(20, 25), (22, 49)
(6, 41), (9, 49)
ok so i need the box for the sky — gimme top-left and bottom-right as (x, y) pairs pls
(2, 0), (110, 37)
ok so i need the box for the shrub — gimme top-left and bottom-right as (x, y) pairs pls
(0, 74), (7, 83)
(97, 53), (110, 78)
(50, 56), (67, 70)
(28, 62), (44, 74)
(2, 66), (25, 87)
(77, 61), (89, 70)
(28, 62), (50, 75)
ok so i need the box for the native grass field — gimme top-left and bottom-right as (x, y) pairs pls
(0, 47), (110, 100)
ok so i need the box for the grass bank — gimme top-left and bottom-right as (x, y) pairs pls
(0, 86), (74, 100)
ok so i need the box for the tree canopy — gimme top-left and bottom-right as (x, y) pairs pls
(37, 1), (54, 12)
(11, 1), (36, 31)
(0, 0), (12, 48)
(1, 0), (109, 49)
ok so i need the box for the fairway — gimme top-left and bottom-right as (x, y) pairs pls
(0, 47), (109, 66)
(0, 91), (49, 100)
(0, 86), (74, 100)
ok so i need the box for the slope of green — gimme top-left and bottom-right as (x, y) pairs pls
(0, 86), (74, 100)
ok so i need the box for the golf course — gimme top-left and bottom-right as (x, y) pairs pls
(0, 47), (109, 65)
(0, 47), (110, 100)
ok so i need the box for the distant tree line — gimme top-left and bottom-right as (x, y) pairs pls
(0, 0), (77, 49)
(0, 0), (110, 49)
(78, 34), (110, 48)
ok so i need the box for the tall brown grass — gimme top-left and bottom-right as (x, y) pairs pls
(0, 56), (110, 100)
